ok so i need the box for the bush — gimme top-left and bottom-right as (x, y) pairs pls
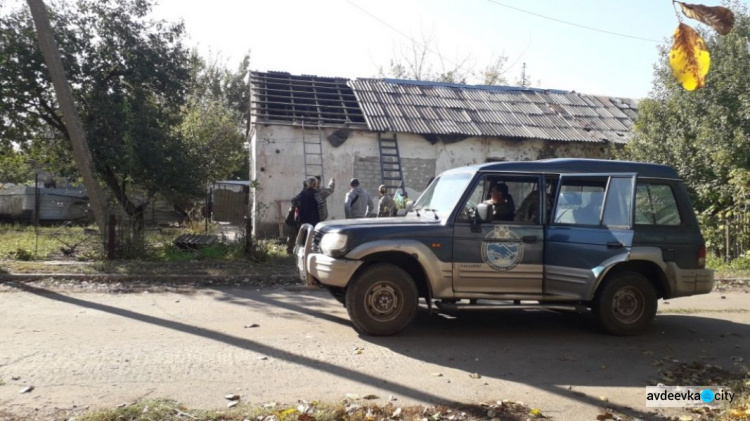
(8, 247), (34, 261)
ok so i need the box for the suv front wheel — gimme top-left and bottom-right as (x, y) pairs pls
(345, 264), (418, 336)
(593, 271), (657, 335)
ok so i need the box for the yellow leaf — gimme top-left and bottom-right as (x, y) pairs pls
(678, 2), (735, 35)
(669, 23), (711, 91)
(279, 408), (297, 417)
(529, 408), (542, 417)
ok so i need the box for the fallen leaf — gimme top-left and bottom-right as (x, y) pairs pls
(279, 408), (297, 417)
(11, 376), (20, 381)
(596, 412), (614, 421)
(244, 324), (260, 328)
(227, 401), (238, 408)
(363, 394), (379, 400)
(225, 394), (240, 401)
(469, 373), (481, 379)
(529, 408), (542, 418)
(263, 402), (278, 408)
(599, 395), (609, 402)
(298, 414), (316, 421)
(257, 356), (268, 360)
(431, 373), (443, 377)
(345, 393), (360, 400)
(392, 407), (402, 417)
(19, 386), (33, 394)
(389, 395), (397, 401)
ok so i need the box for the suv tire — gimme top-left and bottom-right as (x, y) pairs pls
(593, 271), (657, 336)
(345, 264), (418, 336)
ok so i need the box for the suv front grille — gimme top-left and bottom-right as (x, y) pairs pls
(311, 230), (323, 253)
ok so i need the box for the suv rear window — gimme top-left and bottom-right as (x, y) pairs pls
(635, 183), (682, 226)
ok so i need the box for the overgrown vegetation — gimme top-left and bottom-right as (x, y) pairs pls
(620, 1), (750, 260)
(0, 224), (290, 264)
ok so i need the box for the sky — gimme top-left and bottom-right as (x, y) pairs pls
(149, 0), (738, 99)
(5, 0), (746, 99)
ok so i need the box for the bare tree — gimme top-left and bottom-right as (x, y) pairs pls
(378, 31), (508, 85)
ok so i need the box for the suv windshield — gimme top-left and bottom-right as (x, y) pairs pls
(411, 173), (473, 218)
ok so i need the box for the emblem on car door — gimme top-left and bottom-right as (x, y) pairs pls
(481, 225), (524, 271)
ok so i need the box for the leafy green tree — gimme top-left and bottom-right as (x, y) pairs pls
(620, 1), (750, 256)
(0, 151), (34, 184)
(0, 0), (192, 224)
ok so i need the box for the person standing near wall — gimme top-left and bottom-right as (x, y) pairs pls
(344, 178), (374, 219)
(287, 177), (323, 254)
(377, 185), (396, 217)
(314, 176), (335, 221)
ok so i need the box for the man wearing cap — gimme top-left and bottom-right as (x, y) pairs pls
(344, 178), (375, 219)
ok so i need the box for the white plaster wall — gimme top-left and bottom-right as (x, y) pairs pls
(251, 125), (608, 237)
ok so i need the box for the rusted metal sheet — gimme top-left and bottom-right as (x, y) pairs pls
(348, 78), (636, 143)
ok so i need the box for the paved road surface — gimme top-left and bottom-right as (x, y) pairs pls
(1, 283), (748, 420)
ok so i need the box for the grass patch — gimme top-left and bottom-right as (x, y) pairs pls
(76, 398), (544, 421)
(0, 224), (102, 261)
(708, 255), (750, 280)
(0, 223), (292, 265)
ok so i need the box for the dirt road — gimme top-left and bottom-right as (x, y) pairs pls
(1, 282), (748, 420)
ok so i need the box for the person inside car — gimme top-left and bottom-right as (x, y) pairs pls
(484, 183), (515, 221)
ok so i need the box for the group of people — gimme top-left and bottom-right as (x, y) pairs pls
(285, 177), (399, 254)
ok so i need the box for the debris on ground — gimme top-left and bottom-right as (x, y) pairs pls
(66, 398), (549, 421)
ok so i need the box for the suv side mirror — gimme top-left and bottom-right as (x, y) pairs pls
(476, 203), (490, 222)
(404, 200), (414, 213)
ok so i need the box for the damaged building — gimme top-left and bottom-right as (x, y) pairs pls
(248, 71), (638, 237)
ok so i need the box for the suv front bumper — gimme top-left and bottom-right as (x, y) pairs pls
(295, 223), (363, 288)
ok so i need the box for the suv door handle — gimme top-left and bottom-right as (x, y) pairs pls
(522, 236), (537, 244)
(607, 241), (624, 248)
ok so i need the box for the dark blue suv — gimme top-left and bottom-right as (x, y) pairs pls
(296, 159), (713, 336)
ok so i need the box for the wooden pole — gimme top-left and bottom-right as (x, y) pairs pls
(26, 0), (108, 238)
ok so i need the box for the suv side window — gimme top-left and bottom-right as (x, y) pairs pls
(635, 183), (682, 226)
(457, 174), (541, 224)
(553, 177), (607, 225)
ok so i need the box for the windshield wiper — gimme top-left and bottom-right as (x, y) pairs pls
(424, 209), (440, 220)
(409, 207), (422, 217)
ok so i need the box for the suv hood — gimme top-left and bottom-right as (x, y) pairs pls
(316, 214), (443, 233)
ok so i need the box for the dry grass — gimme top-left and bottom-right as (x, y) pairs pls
(76, 398), (543, 421)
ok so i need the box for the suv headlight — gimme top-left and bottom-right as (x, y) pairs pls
(320, 233), (348, 257)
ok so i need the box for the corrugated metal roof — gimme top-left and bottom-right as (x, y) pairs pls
(349, 78), (636, 144)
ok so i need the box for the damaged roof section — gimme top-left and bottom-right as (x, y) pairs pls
(349, 78), (638, 144)
(250, 71), (367, 127)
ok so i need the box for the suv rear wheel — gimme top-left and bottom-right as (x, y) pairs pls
(593, 271), (657, 335)
(345, 264), (418, 336)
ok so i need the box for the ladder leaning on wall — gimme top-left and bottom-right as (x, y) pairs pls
(378, 132), (404, 194)
(302, 121), (324, 182)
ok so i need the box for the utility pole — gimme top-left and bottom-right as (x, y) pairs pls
(26, 0), (108, 237)
(519, 63), (530, 87)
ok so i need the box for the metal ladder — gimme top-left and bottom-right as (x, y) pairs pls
(302, 122), (324, 181)
(378, 132), (404, 193)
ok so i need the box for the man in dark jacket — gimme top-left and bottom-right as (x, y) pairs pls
(286, 177), (323, 254)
